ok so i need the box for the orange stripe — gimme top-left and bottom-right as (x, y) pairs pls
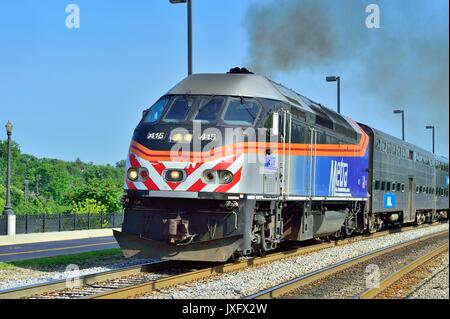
(130, 128), (369, 161)
(131, 137), (366, 155)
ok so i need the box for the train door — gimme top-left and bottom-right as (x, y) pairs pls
(407, 177), (414, 222)
(299, 127), (316, 240)
(263, 111), (288, 196)
(282, 110), (292, 196)
(306, 128), (317, 198)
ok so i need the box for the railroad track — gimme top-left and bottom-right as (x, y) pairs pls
(358, 243), (449, 299)
(243, 229), (449, 299)
(0, 260), (206, 299)
(0, 222), (446, 299)
(87, 223), (448, 299)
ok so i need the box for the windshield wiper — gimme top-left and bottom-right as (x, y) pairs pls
(239, 96), (257, 121)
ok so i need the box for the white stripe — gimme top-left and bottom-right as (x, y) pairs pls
(132, 181), (146, 190)
(134, 156), (170, 191)
(174, 160), (221, 191)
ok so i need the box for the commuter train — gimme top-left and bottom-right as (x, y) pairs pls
(113, 68), (449, 262)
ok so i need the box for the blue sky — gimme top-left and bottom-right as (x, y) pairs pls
(0, 0), (448, 164)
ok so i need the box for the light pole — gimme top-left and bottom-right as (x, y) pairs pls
(3, 121), (14, 216)
(326, 76), (340, 114)
(3, 121), (15, 236)
(393, 110), (405, 141)
(426, 126), (435, 154)
(169, 0), (193, 76)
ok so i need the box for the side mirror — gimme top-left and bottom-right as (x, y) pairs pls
(271, 112), (279, 136)
(142, 109), (149, 118)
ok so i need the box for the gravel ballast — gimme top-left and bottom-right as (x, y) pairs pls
(283, 233), (448, 299)
(407, 253), (449, 299)
(143, 223), (449, 299)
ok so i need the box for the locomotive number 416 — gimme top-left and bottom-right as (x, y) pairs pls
(147, 132), (166, 140)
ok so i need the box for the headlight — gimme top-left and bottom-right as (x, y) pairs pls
(170, 132), (193, 143)
(184, 133), (193, 142)
(127, 168), (139, 181)
(165, 169), (185, 182)
(171, 133), (184, 142)
(219, 170), (234, 184)
(203, 170), (234, 184)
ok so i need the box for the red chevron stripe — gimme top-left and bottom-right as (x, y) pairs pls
(152, 162), (166, 176)
(187, 178), (207, 192)
(126, 180), (137, 190)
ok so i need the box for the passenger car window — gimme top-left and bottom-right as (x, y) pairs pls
(374, 180), (380, 190)
(143, 98), (168, 123)
(222, 99), (261, 126)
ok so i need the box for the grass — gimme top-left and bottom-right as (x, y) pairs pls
(0, 263), (15, 270)
(0, 248), (123, 270)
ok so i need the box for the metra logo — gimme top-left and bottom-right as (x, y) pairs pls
(384, 193), (396, 208)
(328, 159), (351, 196)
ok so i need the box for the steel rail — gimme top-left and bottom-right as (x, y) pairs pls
(0, 261), (170, 299)
(88, 223), (447, 299)
(244, 229), (449, 299)
(0, 222), (445, 299)
(358, 242), (449, 299)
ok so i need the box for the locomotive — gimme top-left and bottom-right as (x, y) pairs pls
(113, 68), (449, 262)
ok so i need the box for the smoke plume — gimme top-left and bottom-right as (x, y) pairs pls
(245, 0), (449, 155)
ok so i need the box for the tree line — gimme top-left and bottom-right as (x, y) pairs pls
(0, 139), (125, 215)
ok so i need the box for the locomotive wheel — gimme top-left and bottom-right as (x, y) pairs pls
(230, 252), (242, 264)
(416, 213), (426, 225)
(231, 253), (242, 263)
(368, 216), (377, 234)
(257, 248), (267, 258)
(342, 224), (354, 238)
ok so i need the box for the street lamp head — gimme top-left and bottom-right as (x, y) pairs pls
(393, 110), (403, 114)
(426, 126), (434, 129)
(169, 0), (187, 3)
(5, 121), (13, 135)
(326, 76), (338, 82)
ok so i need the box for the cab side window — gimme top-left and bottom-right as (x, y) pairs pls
(291, 123), (307, 143)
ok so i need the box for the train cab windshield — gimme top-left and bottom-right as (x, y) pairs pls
(142, 95), (262, 127)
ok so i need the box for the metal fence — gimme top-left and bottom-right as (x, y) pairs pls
(0, 213), (123, 236)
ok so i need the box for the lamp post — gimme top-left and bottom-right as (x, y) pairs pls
(3, 121), (15, 235)
(326, 76), (340, 114)
(3, 121), (14, 216)
(169, 0), (193, 76)
(393, 110), (405, 141)
(426, 125), (435, 154)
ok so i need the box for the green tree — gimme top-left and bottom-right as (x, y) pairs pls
(71, 179), (122, 213)
(71, 198), (107, 214)
(0, 139), (124, 215)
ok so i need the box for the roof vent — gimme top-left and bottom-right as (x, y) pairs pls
(227, 67), (254, 74)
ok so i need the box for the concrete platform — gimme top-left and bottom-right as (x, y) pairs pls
(0, 228), (120, 247)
